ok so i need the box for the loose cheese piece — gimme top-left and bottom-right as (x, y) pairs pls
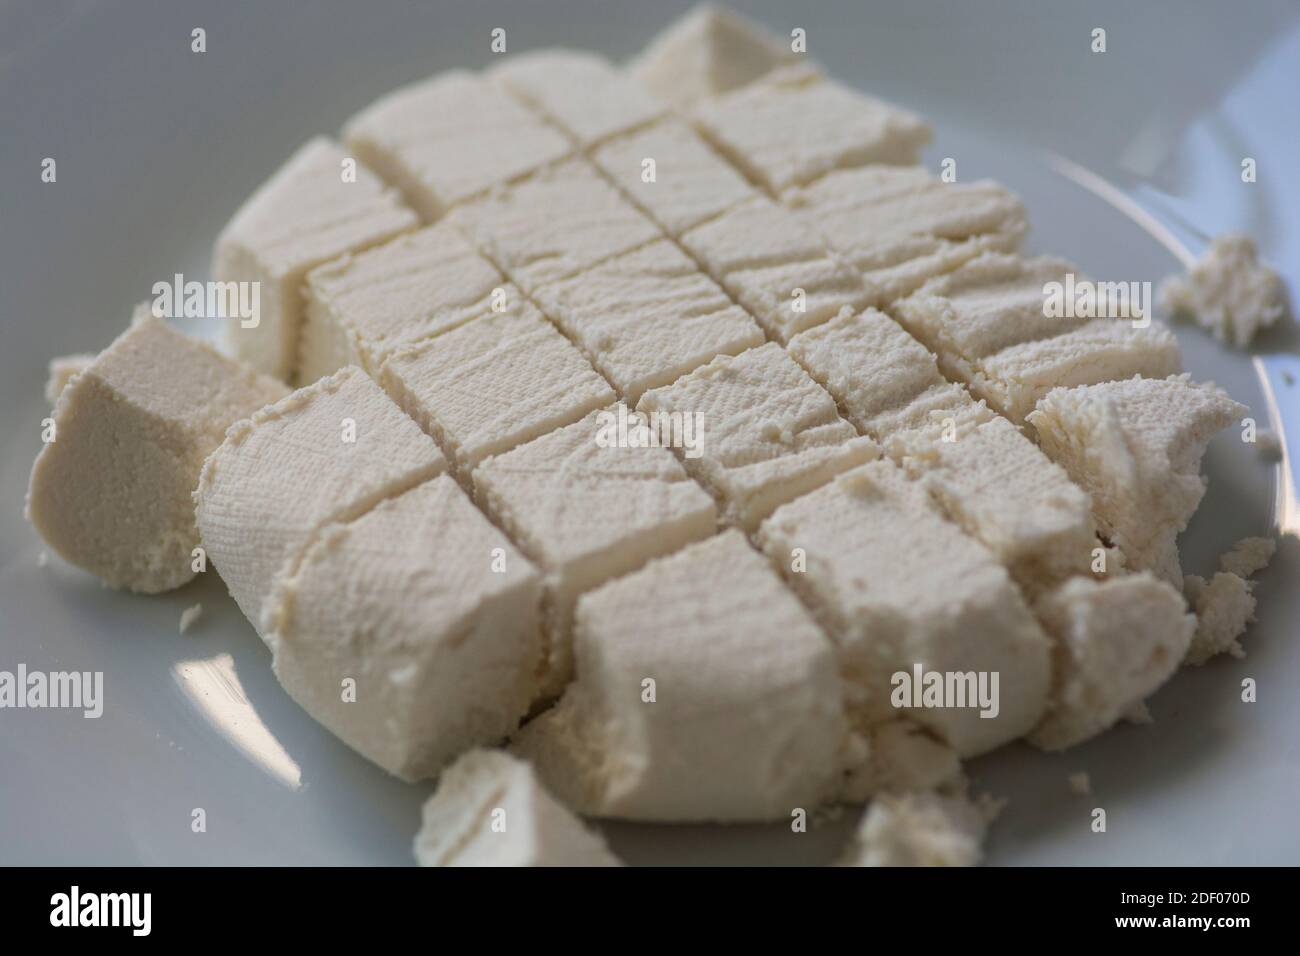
(473, 406), (718, 698)
(529, 239), (763, 402)
(1218, 536), (1276, 579)
(178, 603), (203, 634)
(342, 70), (572, 220)
(513, 531), (847, 822)
(491, 50), (666, 146)
(637, 343), (879, 531)
(1028, 574), (1194, 751)
(692, 66), (931, 192)
(902, 416), (1097, 594)
(194, 366), (445, 633)
(681, 195), (871, 341)
(786, 166), (1027, 304)
(44, 353), (94, 404)
(28, 312), (289, 593)
(213, 137), (418, 380)
(628, 3), (797, 108)
(414, 750), (621, 866)
(842, 720), (964, 802)
(896, 253), (1182, 423)
(756, 460), (1052, 756)
(298, 222), (506, 382)
(1184, 572), (1256, 665)
(265, 478), (542, 781)
(1027, 374), (1246, 586)
(1158, 233), (1287, 348)
(450, 159), (662, 295)
(840, 791), (995, 867)
(592, 117), (757, 237)
(380, 295), (614, 473)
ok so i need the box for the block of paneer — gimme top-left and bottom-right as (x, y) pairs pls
(637, 343), (879, 531)
(756, 460), (1052, 756)
(1027, 374), (1246, 586)
(213, 137), (418, 381)
(473, 406), (718, 698)
(342, 70), (572, 220)
(839, 791), (995, 867)
(414, 750), (621, 866)
(895, 253), (1182, 423)
(44, 353), (94, 405)
(298, 222), (506, 383)
(692, 65), (931, 192)
(592, 117), (757, 238)
(681, 194), (871, 341)
(264, 477), (543, 781)
(27, 311), (289, 593)
(785, 166), (1027, 305)
(490, 50), (667, 147)
(513, 531), (848, 822)
(194, 366), (445, 634)
(529, 239), (763, 402)
(450, 159), (662, 295)
(628, 3), (797, 108)
(380, 294), (614, 474)
(1028, 574), (1194, 751)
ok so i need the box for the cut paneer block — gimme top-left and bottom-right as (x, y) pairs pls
(681, 195), (870, 341)
(473, 406), (718, 698)
(900, 416), (1097, 595)
(1184, 572), (1257, 665)
(414, 750), (621, 866)
(194, 366), (445, 633)
(342, 70), (571, 220)
(692, 65), (931, 192)
(491, 50), (666, 147)
(298, 222), (506, 382)
(840, 791), (995, 867)
(450, 159), (662, 295)
(213, 137), (418, 381)
(27, 312), (289, 593)
(1027, 374), (1246, 586)
(529, 240), (763, 402)
(593, 118), (756, 237)
(44, 353), (94, 405)
(637, 343), (879, 531)
(1028, 574), (1194, 751)
(896, 253), (1182, 423)
(264, 477), (542, 781)
(628, 3), (797, 107)
(1158, 233), (1287, 348)
(786, 166), (1027, 305)
(513, 531), (847, 822)
(380, 296), (614, 474)
(756, 461), (1052, 756)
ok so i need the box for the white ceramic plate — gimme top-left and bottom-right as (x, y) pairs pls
(1, 0), (1296, 865)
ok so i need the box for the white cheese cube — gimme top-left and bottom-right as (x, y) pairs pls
(213, 137), (418, 381)
(44, 353), (94, 405)
(840, 791), (994, 867)
(1027, 374), (1246, 585)
(298, 222), (506, 383)
(414, 750), (621, 866)
(194, 366), (445, 633)
(592, 118), (756, 237)
(628, 3), (797, 108)
(1028, 574), (1194, 751)
(757, 460), (1052, 756)
(342, 70), (572, 220)
(264, 477), (542, 781)
(27, 312), (289, 593)
(450, 159), (662, 294)
(692, 66), (931, 192)
(491, 50), (667, 146)
(514, 531), (848, 822)
(380, 294), (614, 473)
(1184, 572), (1257, 665)
(681, 195), (871, 341)
(473, 406), (718, 698)
(637, 343), (879, 531)
(529, 239), (763, 402)
(1158, 233), (1287, 348)
(786, 166), (1026, 303)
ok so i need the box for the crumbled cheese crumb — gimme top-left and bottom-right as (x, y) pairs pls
(1184, 572), (1257, 665)
(1158, 233), (1287, 348)
(840, 790), (1002, 867)
(178, 603), (203, 634)
(1218, 536), (1276, 579)
(1068, 772), (1091, 796)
